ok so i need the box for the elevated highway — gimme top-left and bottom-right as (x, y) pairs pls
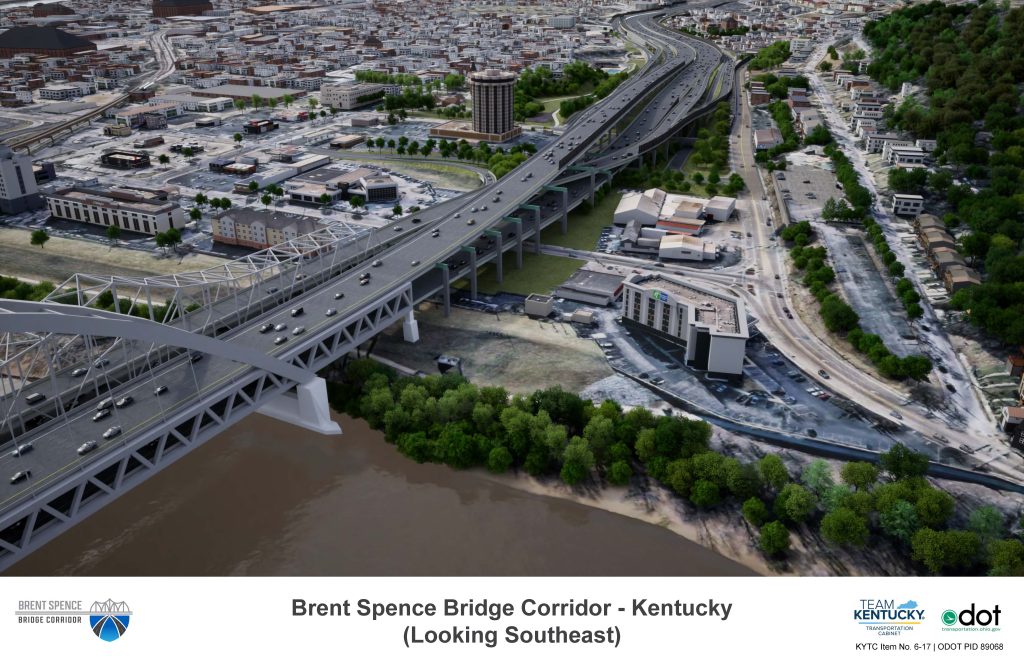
(0, 5), (734, 569)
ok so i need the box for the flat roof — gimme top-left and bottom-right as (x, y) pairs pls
(630, 274), (746, 337)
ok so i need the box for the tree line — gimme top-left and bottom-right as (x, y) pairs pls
(327, 359), (1023, 574)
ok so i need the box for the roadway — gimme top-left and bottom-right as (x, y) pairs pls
(0, 7), (729, 514)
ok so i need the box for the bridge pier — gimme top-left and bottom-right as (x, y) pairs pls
(486, 230), (503, 283)
(256, 377), (341, 435)
(402, 310), (420, 343)
(463, 245), (478, 299)
(437, 262), (451, 316)
(521, 205), (542, 255)
(545, 185), (569, 234)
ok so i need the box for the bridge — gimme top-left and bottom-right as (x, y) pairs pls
(0, 6), (734, 569)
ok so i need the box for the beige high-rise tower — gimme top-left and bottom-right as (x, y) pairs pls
(469, 69), (517, 137)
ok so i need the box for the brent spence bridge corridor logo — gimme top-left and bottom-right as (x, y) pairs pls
(14, 598), (132, 642)
(854, 599), (924, 636)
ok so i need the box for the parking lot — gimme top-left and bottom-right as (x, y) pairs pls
(774, 156), (842, 221)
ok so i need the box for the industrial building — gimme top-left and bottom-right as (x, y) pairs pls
(614, 188), (735, 236)
(553, 268), (626, 306)
(622, 274), (748, 377)
(46, 186), (184, 235)
(100, 150), (151, 169)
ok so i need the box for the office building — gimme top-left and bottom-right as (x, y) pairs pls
(0, 145), (42, 214)
(622, 274), (748, 377)
(321, 83), (385, 110)
(46, 186), (183, 235)
(429, 69), (521, 143)
(891, 193), (924, 216)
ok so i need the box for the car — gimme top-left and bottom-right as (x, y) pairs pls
(334, 292), (345, 300)
(818, 369), (830, 379)
(937, 365), (949, 374)
(470, 207), (478, 213)
(115, 395), (134, 408)
(267, 286), (280, 294)
(360, 278), (370, 286)
(322, 308), (337, 319)
(25, 392), (45, 405)
(454, 213), (461, 219)
(292, 326), (306, 335)
(771, 359), (785, 367)
(259, 323), (273, 333)
(77, 440), (99, 455)
(9, 470), (31, 485)
(774, 274), (780, 280)
(889, 410), (903, 420)
(481, 205), (488, 211)
(945, 383), (957, 393)
(273, 323), (287, 332)
(290, 307), (304, 317)
(492, 197), (500, 203)
(746, 232), (752, 237)
(393, 225), (403, 232)
(599, 342), (615, 348)
(651, 377), (665, 385)
(93, 408), (111, 422)
(72, 367), (88, 377)
(411, 217), (422, 224)
(11, 442), (33, 457)
(102, 426), (122, 440)
(371, 259), (382, 267)
(273, 335), (287, 345)
(431, 230), (440, 238)
(806, 429), (818, 438)
(467, 219), (476, 225)
(639, 372), (649, 379)
(497, 190), (503, 195)
(189, 352), (203, 363)
(94, 358), (110, 368)
(97, 397), (114, 411)
(154, 385), (168, 396)
(410, 260), (420, 266)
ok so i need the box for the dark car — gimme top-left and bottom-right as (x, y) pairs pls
(115, 395), (134, 408)
(818, 369), (830, 379)
(154, 385), (168, 396)
(259, 323), (273, 333)
(945, 384), (957, 393)
(93, 408), (112, 422)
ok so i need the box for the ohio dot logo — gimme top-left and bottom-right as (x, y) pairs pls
(941, 610), (957, 626)
(88, 599), (131, 642)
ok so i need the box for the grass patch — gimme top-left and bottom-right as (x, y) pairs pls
(457, 252), (585, 296)
(679, 153), (714, 197)
(540, 192), (621, 250)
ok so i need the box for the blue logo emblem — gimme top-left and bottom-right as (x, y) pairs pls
(88, 599), (131, 642)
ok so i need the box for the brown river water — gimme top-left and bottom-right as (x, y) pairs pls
(8, 413), (752, 576)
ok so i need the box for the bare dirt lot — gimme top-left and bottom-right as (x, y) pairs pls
(0, 227), (225, 284)
(372, 303), (612, 394)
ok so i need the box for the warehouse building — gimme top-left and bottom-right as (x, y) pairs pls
(622, 274), (748, 377)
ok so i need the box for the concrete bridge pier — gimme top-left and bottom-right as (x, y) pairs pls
(521, 205), (542, 255)
(402, 310), (420, 343)
(257, 377), (341, 435)
(463, 245), (478, 299)
(504, 216), (523, 269)
(486, 230), (503, 283)
(437, 263), (451, 317)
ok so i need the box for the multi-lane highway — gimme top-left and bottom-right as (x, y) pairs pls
(0, 5), (732, 561)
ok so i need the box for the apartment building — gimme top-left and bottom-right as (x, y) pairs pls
(891, 193), (924, 216)
(46, 186), (183, 235)
(211, 208), (319, 249)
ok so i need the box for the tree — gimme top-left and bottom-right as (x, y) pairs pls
(879, 499), (920, 545)
(840, 461), (879, 490)
(189, 207), (202, 222)
(775, 483), (816, 523)
(308, 98), (319, 110)
(560, 437), (594, 485)
(30, 229), (49, 249)
(233, 98), (247, 111)
(690, 479), (721, 508)
(911, 528), (980, 575)
(393, 204), (403, 216)
(819, 60), (833, 72)
(742, 496), (770, 527)
(759, 454), (789, 492)
(319, 193), (332, 207)
(181, 147), (194, 158)
(349, 195), (365, 209)
(759, 521), (791, 556)
(987, 539), (1024, 576)
(106, 225), (121, 245)
(915, 488), (955, 529)
(158, 154), (170, 164)
(233, 133), (243, 145)
(261, 193), (272, 207)
(820, 507), (870, 546)
(247, 181), (259, 193)
(801, 459), (835, 496)
(967, 506), (1005, 542)
(820, 295), (859, 333)
(282, 94), (294, 108)
(880, 443), (929, 480)
(607, 460), (633, 485)
(487, 446), (513, 473)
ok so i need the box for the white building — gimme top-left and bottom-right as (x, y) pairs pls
(658, 234), (717, 262)
(613, 190), (660, 227)
(0, 145), (41, 214)
(704, 196), (736, 222)
(891, 193), (924, 217)
(321, 82), (385, 110)
(46, 186), (184, 235)
(622, 274), (748, 376)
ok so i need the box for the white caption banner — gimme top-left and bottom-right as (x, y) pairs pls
(0, 576), (1019, 661)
